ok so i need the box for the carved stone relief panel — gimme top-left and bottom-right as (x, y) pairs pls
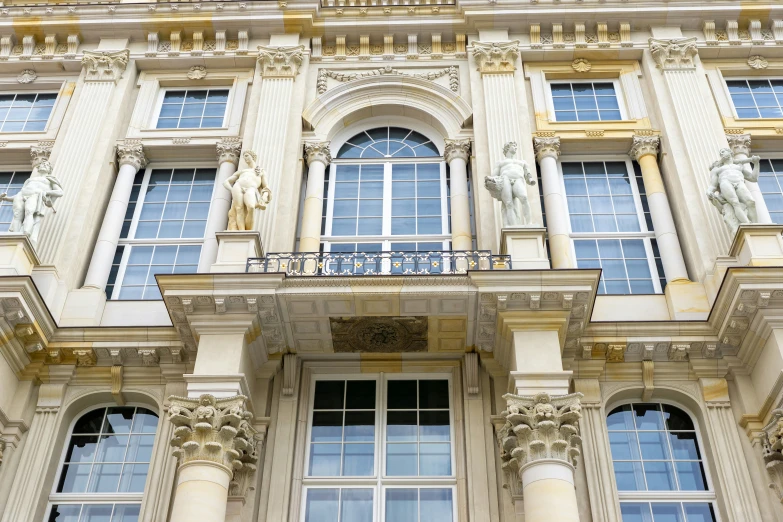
(330, 316), (428, 352)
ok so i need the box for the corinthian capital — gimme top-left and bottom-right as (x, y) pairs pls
(493, 392), (583, 490)
(533, 137), (561, 162)
(472, 41), (520, 73)
(726, 133), (751, 157)
(629, 135), (660, 161)
(763, 409), (783, 502)
(217, 137), (243, 166)
(648, 38), (698, 70)
(444, 138), (471, 163)
(30, 141), (54, 169)
(304, 141), (332, 166)
(81, 50), (130, 82)
(169, 394), (258, 474)
(257, 45), (305, 78)
(116, 140), (147, 171)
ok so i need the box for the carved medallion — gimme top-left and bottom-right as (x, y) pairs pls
(571, 58), (591, 72)
(17, 69), (36, 84)
(747, 55), (768, 70)
(330, 316), (428, 352)
(187, 65), (207, 79)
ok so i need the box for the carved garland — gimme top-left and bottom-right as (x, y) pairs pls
(316, 65), (459, 95)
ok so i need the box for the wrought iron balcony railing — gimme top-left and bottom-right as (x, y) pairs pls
(321, 0), (455, 7)
(247, 250), (511, 276)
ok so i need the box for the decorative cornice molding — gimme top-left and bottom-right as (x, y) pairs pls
(304, 141), (332, 166)
(629, 135), (660, 160)
(533, 136), (561, 162)
(316, 65), (459, 95)
(116, 140), (147, 171)
(257, 45), (305, 78)
(30, 141), (54, 169)
(649, 37), (698, 70)
(216, 137), (243, 166)
(444, 138), (471, 163)
(472, 40), (520, 73)
(726, 133), (752, 157)
(81, 49), (130, 82)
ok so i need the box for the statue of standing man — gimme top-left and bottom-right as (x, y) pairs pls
(485, 142), (536, 227)
(223, 150), (272, 231)
(0, 159), (63, 245)
(706, 147), (759, 236)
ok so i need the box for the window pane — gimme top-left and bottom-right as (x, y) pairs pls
(96, 435), (130, 462)
(634, 404), (664, 430)
(651, 503), (685, 522)
(388, 380), (417, 409)
(385, 489), (418, 522)
(419, 411), (450, 441)
(346, 380), (376, 410)
(305, 489), (339, 522)
(89, 464), (122, 492)
(419, 380), (449, 409)
(669, 432), (700, 460)
(65, 436), (98, 463)
(82, 504), (113, 521)
(644, 461), (676, 490)
(614, 461), (645, 491)
(387, 411), (417, 442)
(620, 503), (653, 522)
(420, 489), (453, 522)
(676, 461), (707, 491)
(607, 405), (635, 430)
(113, 505), (141, 522)
(48, 505), (82, 522)
(119, 463), (149, 492)
(683, 504), (716, 522)
(387, 443), (418, 475)
(58, 464), (92, 493)
(343, 443), (374, 476)
(419, 443), (451, 476)
(312, 412), (343, 442)
(609, 431), (641, 460)
(638, 431), (671, 460)
(309, 444), (341, 476)
(341, 489), (373, 522)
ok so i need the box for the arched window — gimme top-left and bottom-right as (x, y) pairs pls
(48, 406), (159, 522)
(607, 403), (716, 522)
(322, 126), (451, 254)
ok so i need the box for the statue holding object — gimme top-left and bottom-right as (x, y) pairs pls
(485, 142), (537, 227)
(224, 150), (272, 231)
(706, 147), (759, 236)
(0, 159), (63, 245)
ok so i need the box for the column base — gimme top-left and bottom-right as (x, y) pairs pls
(508, 370), (573, 396)
(0, 234), (39, 276)
(729, 224), (783, 266)
(664, 280), (710, 321)
(211, 231), (264, 273)
(500, 227), (550, 270)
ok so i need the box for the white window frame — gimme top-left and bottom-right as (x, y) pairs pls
(300, 373), (458, 522)
(545, 78), (629, 122)
(559, 156), (663, 295)
(722, 76), (783, 120)
(757, 156), (783, 225)
(46, 403), (160, 521)
(109, 162), (216, 300)
(0, 90), (61, 133)
(605, 399), (719, 520)
(151, 86), (231, 131)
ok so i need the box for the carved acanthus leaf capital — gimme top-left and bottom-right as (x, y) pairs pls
(116, 140), (147, 171)
(629, 135), (660, 161)
(763, 409), (783, 501)
(216, 137), (243, 166)
(726, 133), (752, 157)
(649, 38), (698, 70)
(168, 394), (258, 475)
(533, 137), (561, 162)
(444, 138), (471, 163)
(493, 392), (583, 489)
(304, 141), (332, 166)
(257, 45), (305, 78)
(30, 141), (54, 169)
(472, 40), (520, 74)
(81, 50), (130, 82)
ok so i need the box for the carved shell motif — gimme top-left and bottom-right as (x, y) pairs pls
(571, 58), (592, 73)
(17, 69), (36, 84)
(187, 65), (207, 80)
(747, 55), (768, 70)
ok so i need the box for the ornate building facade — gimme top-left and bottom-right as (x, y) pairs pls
(1, 1), (783, 522)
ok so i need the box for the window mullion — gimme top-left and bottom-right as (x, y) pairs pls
(383, 162), (392, 237)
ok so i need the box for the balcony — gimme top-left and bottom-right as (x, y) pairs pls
(247, 250), (511, 276)
(320, 0), (455, 6)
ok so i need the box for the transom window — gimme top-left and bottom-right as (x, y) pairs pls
(48, 406), (159, 522)
(322, 127), (452, 253)
(550, 82), (622, 122)
(105, 167), (215, 300)
(726, 79), (783, 119)
(0, 92), (57, 132)
(0, 170), (31, 229)
(156, 89), (229, 129)
(562, 160), (664, 294)
(607, 403), (716, 522)
(302, 376), (456, 522)
(758, 159), (783, 223)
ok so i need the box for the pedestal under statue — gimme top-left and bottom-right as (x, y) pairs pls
(0, 160), (63, 245)
(485, 142), (536, 227)
(223, 150), (272, 231)
(707, 147), (760, 236)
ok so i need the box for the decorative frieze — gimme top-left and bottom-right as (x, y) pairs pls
(316, 65), (459, 95)
(169, 394), (258, 474)
(257, 45), (305, 78)
(444, 138), (471, 163)
(81, 49), (130, 82)
(649, 38), (699, 70)
(216, 137), (243, 166)
(629, 135), (660, 161)
(73, 348), (97, 366)
(304, 141), (332, 166)
(533, 137), (561, 162)
(116, 140), (147, 171)
(472, 41), (520, 73)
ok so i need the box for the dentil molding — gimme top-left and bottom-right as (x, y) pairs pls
(81, 49), (130, 82)
(257, 45), (305, 78)
(649, 38), (699, 70)
(472, 41), (520, 73)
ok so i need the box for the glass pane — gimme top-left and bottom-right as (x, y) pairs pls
(314, 381), (345, 409)
(644, 461), (676, 491)
(651, 503), (685, 522)
(343, 443), (374, 476)
(89, 464), (122, 492)
(419, 411), (450, 442)
(312, 412), (343, 442)
(609, 431), (641, 460)
(638, 431), (670, 460)
(669, 432), (700, 460)
(614, 461), (645, 491)
(309, 444), (342, 476)
(387, 443), (417, 476)
(388, 381), (417, 409)
(126, 435), (155, 462)
(419, 380), (449, 409)
(663, 405), (695, 431)
(58, 464), (92, 493)
(96, 435), (129, 462)
(119, 463), (149, 492)
(620, 503), (653, 522)
(683, 504), (716, 522)
(607, 405), (635, 430)
(65, 436), (98, 463)
(634, 404), (664, 430)
(48, 505), (82, 522)
(341, 489), (373, 522)
(676, 461), (707, 491)
(81, 504), (113, 522)
(420, 489), (453, 522)
(112, 505), (141, 522)
(344, 411), (374, 442)
(345, 381), (376, 410)
(387, 411), (417, 441)
(305, 489), (339, 522)
(385, 489), (418, 522)
(419, 443), (451, 476)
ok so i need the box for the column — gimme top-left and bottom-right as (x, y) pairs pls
(299, 142), (331, 253)
(727, 134), (773, 224)
(83, 141), (146, 290)
(444, 139), (473, 251)
(629, 135), (689, 282)
(197, 138), (242, 272)
(168, 394), (257, 522)
(534, 137), (574, 268)
(252, 45), (306, 251)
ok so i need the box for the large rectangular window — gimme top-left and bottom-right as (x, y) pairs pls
(0, 92), (57, 132)
(550, 82), (622, 122)
(302, 376), (456, 522)
(758, 159), (783, 223)
(156, 89), (229, 129)
(562, 160), (664, 294)
(726, 79), (783, 119)
(105, 167), (215, 300)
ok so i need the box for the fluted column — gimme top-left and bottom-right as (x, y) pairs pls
(83, 140), (146, 290)
(444, 139), (473, 251)
(629, 135), (689, 282)
(727, 134), (772, 224)
(534, 137), (574, 268)
(168, 394), (257, 522)
(493, 392), (583, 522)
(299, 142), (331, 253)
(197, 139), (242, 272)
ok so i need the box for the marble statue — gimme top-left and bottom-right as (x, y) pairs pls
(485, 142), (536, 227)
(0, 160), (63, 245)
(223, 150), (272, 231)
(706, 147), (760, 235)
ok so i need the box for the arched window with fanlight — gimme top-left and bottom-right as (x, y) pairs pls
(607, 402), (717, 522)
(321, 126), (452, 255)
(47, 406), (159, 522)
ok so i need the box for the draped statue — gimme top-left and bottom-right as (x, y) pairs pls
(0, 160), (63, 245)
(223, 150), (272, 231)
